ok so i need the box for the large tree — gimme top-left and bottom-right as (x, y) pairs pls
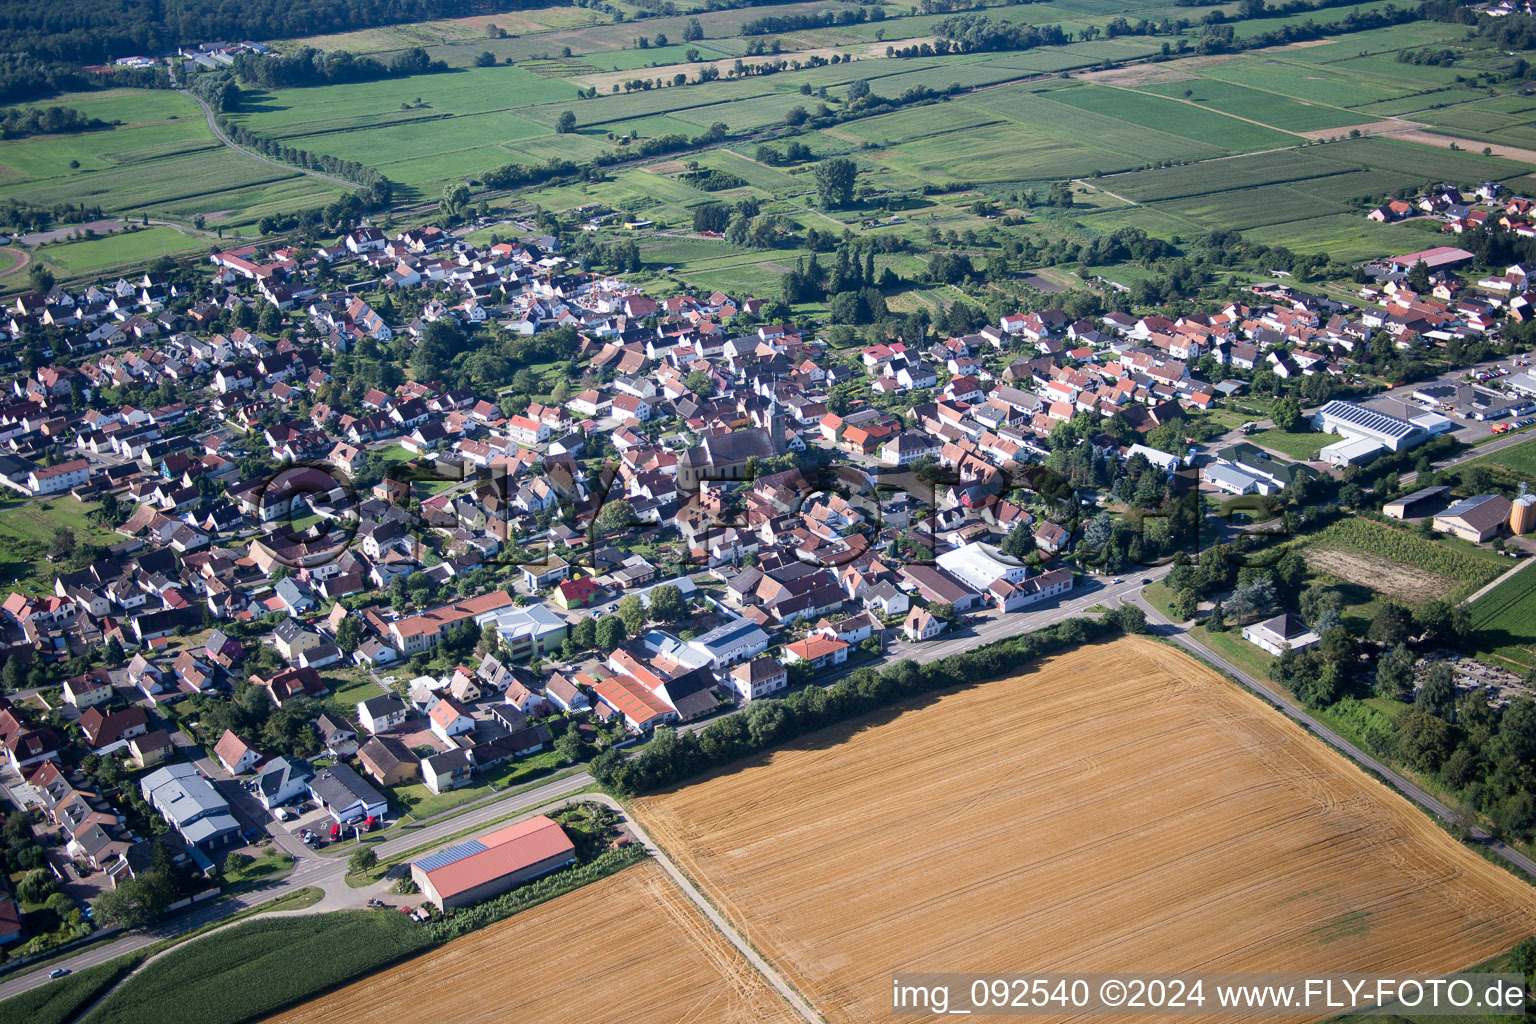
(595, 614), (626, 652)
(814, 157), (858, 208)
(617, 594), (647, 638)
(648, 584), (687, 624)
(94, 871), (174, 928)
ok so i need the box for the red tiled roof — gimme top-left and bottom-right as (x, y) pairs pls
(418, 815), (574, 900)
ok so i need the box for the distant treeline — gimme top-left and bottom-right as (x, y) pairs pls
(890, 14), (1068, 53)
(1196, 4), (1427, 55)
(0, 52), (164, 104)
(230, 46), (446, 89)
(740, 5), (882, 35)
(0, 198), (105, 233)
(1, 0), (526, 64)
(0, 104), (108, 138)
(0, 0), (844, 64)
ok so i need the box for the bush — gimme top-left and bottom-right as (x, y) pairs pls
(425, 845), (645, 943)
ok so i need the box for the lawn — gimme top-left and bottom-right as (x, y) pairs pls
(223, 848), (294, 885)
(1188, 620), (1275, 682)
(36, 226), (206, 275)
(389, 749), (567, 820)
(0, 498), (119, 595)
(1247, 428), (1339, 461)
(1465, 563), (1536, 671)
(321, 671), (385, 720)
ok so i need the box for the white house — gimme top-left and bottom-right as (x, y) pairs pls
(358, 695), (409, 734)
(429, 697), (476, 743)
(1241, 613), (1321, 656)
(729, 657), (788, 701)
(214, 730), (261, 775)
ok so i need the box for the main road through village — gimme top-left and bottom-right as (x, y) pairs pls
(5, 562), (1535, 1002)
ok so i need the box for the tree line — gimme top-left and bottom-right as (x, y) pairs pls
(590, 610), (1148, 795)
(0, 52), (164, 103)
(0, 0), (541, 64)
(0, 102), (108, 137)
(230, 46), (446, 89)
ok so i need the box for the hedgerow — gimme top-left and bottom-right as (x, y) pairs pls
(592, 609), (1148, 796)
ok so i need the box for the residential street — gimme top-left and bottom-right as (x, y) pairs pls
(3, 558), (1524, 1002)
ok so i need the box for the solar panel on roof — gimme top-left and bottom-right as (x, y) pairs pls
(415, 839), (486, 874)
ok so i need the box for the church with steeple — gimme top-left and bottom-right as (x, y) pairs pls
(677, 393), (786, 491)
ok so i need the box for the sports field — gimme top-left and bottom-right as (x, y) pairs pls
(262, 862), (800, 1024)
(635, 637), (1536, 1024)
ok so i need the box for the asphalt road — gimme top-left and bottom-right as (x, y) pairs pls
(8, 562), (1525, 1000)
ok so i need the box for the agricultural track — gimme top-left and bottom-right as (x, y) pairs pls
(635, 637), (1536, 1024)
(175, 81), (356, 192)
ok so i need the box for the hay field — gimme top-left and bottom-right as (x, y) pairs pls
(635, 637), (1536, 1024)
(262, 862), (799, 1024)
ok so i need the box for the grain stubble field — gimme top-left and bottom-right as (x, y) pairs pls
(635, 637), (1536, 1024)
(262, 862), (800, 1024)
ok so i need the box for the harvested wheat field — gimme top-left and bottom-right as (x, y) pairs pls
(262, 862), (799, 1024)
(635, 636), (1536, 1024)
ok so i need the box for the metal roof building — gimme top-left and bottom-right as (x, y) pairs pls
(1313, 400), (1425, 451)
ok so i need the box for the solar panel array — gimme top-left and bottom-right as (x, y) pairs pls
(415, 839), (487, 874)
(1318, 400), (1415, 441)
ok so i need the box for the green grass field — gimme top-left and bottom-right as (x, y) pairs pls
(77, 912), (432, 1024)
(1247, 428), (1340, 461)
(0, 498), (120, 596)
(0, 89), (343, 230)
(1473, 437), (1536, 476)
(0, 4), (1522, 276)
(0, 956), (147, 1024)
(1466, 563), (1536, 670)
(37, 226), (205, 274)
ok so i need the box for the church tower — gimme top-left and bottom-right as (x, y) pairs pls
(767, 391), (785, 454)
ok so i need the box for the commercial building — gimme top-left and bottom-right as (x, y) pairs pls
(389, 591), (515, 655)
(475, 602), (567, 661)
(411, 815), (576, 910)
(1318, 436), (1385, 468)
(1383, 485), (1451, 520)
(937, 542), (1027, 593)
(308, 763), (387, 823)
(1433, 494), (1512, 543)
(139, 762), (240, 855)
(1385, 246), (1474, 271)
(1312, 400), (1424, 452)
